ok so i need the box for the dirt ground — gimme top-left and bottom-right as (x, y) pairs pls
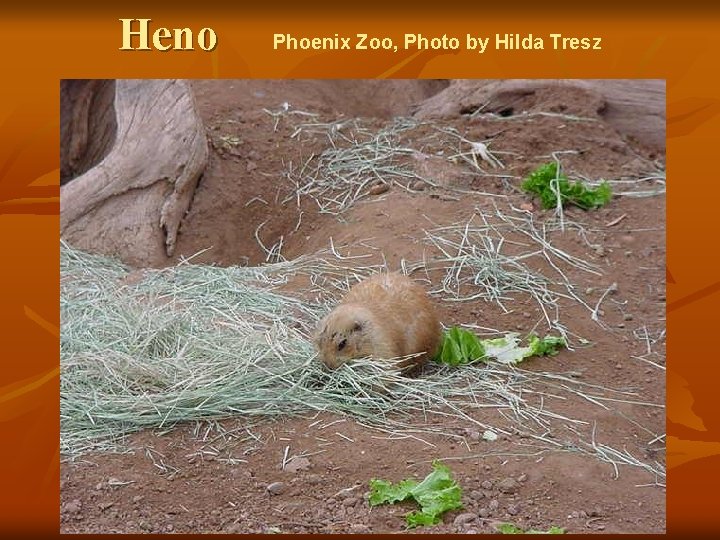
(60, 79), (666, 534)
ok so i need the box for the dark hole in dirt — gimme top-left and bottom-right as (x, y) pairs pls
(459, 104), (482, 116)
(60, 79), (117, 185)
(497, 106), (514, 117)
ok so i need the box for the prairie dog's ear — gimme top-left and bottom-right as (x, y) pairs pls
(352, 321), (363, 332)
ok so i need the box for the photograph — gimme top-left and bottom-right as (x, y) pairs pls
(59, 78), (666, 534)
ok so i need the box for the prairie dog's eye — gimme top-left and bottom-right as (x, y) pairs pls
(337, 338), (347, 351)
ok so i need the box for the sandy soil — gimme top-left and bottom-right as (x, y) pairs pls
(60, 79), (666, 534)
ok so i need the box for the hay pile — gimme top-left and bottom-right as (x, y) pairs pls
(60, 241), (663, 484)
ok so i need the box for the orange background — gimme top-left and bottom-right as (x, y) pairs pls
(0, 2), (716, 536)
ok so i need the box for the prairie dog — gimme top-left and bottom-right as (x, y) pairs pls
(313, 272), (442, 371)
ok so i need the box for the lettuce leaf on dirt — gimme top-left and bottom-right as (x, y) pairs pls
(436, 327), (485, 366)
(369, 460), (463, 528)
(482, 333), (565, 365)
(435, 329), (566, 366)
(522, 162), (612, 210)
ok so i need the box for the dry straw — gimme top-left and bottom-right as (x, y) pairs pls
(60, 241), (664, 484)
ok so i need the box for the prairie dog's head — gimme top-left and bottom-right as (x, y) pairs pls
(313, 304), (372, 369)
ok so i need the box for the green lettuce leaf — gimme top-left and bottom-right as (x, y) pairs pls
(437, 327), (485, 366)
(368, 460), (463, 528)
(434, 329), (566, 366)
(521, 162), (612, 210)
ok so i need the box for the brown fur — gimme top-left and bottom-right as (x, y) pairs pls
(313, 272), (442, 371)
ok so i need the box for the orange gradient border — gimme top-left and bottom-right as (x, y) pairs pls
(0, 3), (716, 536)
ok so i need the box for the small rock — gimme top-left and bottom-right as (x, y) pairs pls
(466, 528), (479, 534)
(489, 499), (499, 510)
(342, 497), (358, 507)
(132, 495), (144, 504)
(305, 474), (322, 485)
(481, 480), (493, 490)
(478, 507), (490, 518)
(326, 497), (337, 506)
(368, 183), (390, 196)
(349, 524), (371, 534)
(617, 322), (625, 329)
(470, 489), (484, 500)
(507, 504), (520, 516)
(517, 474), (527, 483)
(465, 428), (481, 441)
(410, 180), (426, 191)
(585, 287), (595, 295)
(608, 282), (619, 294)
(571, 510), (580, 519)
(64, 499), (82, 514)
(623, 313), (634, 321)
(594, 246), (606, 257)
(453, 512), (478, 526)
(519, 202), (534, 212)
(497, 477), (519, 494)
(615, 363), (622, 369)
(267, 481), (286, 495)
(98, 501), (114, 511)
(285, 456), (311, 473)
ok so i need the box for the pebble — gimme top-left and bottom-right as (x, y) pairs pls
(478, 508), (490, 518)
(623, 313), (634, 321)
(410, 180), (426, 191)
(507, 504), (520, 516)
(266, 481), (286, 495)
(342, 497), (358, 507)
(453, 512), (478, 526)
(517, 474), (527, 483)
(466, 429), (481, 441)
(470, 489), (484, 500)
(489, 499), (500, 510)
(497, 477), (519, 494)
(285, 456), (311, 473)
(466, 528), (479, 534)
(305, 474), (322, 485)
(368, 183), (389, 196)
(64, 499), (82, 514)
(481, 480), (493, 490)
(349, 524), (371, 534)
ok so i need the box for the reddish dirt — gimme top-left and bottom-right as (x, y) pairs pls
(60, 80), (665, 534)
